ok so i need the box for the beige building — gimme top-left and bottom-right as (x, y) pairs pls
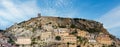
(15, 37), (31, 44)
(77, 30), (89, 37)
(62, 35), (77, 47)
(40, 31), (52, 42)
(96, 34), (113, 45)
(54, 28), (77, 47)
(63, 35), (77, 43)
(87, 34), (97, 43)
(69, 44), (77, 47)
(15, 37), (31, 47)
(54, 28), (69, 37)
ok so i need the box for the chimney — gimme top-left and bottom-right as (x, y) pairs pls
(38, 13), (41, 17)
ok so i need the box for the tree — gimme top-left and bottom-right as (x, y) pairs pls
(102, 44), (106, 47)
(8, 38), (15, 44)
(77, 45), (81, 47)
(55, 36), (61, 41)
(87, 28), (100, 33)
(74, 18), (80, 20)
(77, 36), (83, 43)
(71, 29), (77, 35)
(67, 42), (70, 47)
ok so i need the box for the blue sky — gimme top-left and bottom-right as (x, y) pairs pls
(0, 0), (120, 38)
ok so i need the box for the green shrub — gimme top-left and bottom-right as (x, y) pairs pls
(8, 38), (15, 44)
(70, 24), (76, 28)
(55, 36), (61, 41)
(59, 25), (66, 28)
(87, 28), (100, 33)
(74, 18), (80, 20)
(71, 30), (77, 35)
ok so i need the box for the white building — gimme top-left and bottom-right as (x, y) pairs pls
(88, 34), (97, 43)
(15, 37), (31, 47)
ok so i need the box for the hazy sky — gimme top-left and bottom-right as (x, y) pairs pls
(0, 0), (120, 38)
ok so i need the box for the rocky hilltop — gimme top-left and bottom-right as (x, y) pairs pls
(4, 14), (120, 47)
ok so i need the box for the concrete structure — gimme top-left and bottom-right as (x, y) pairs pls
(0, 37), (9, 44)
(15, 37), (31, 47)
(40, 31), (52, 42)
(54, 28), (69, 37)
(69, 44), (77, 47)
(15, 37), (31, 44)
(53, 28), (77, 47)
(88, 39), (96, 43)
(88, 34), (97, 43)
(77, 30), (89, 37)
(38, 13), (41, 17)
(63, 35), (77, 43)
(62, 35), (77, 47)
(96, 34), (113, 45)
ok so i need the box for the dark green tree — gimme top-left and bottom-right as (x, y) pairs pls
(55, 36), (61, 41)
(70, 24), (76, 28)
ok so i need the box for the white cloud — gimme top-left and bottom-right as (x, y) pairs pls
(0, 0), (40, 29)
(0, 0), (78, 29)
(98, 6), (120, 29)
(98, 6), (120, 38)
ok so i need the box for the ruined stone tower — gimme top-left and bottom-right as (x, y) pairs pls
(38, 13), (41, 17)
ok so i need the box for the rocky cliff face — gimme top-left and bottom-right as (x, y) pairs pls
(7, 17), (107, 34)
(5, 15), (120, 47)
